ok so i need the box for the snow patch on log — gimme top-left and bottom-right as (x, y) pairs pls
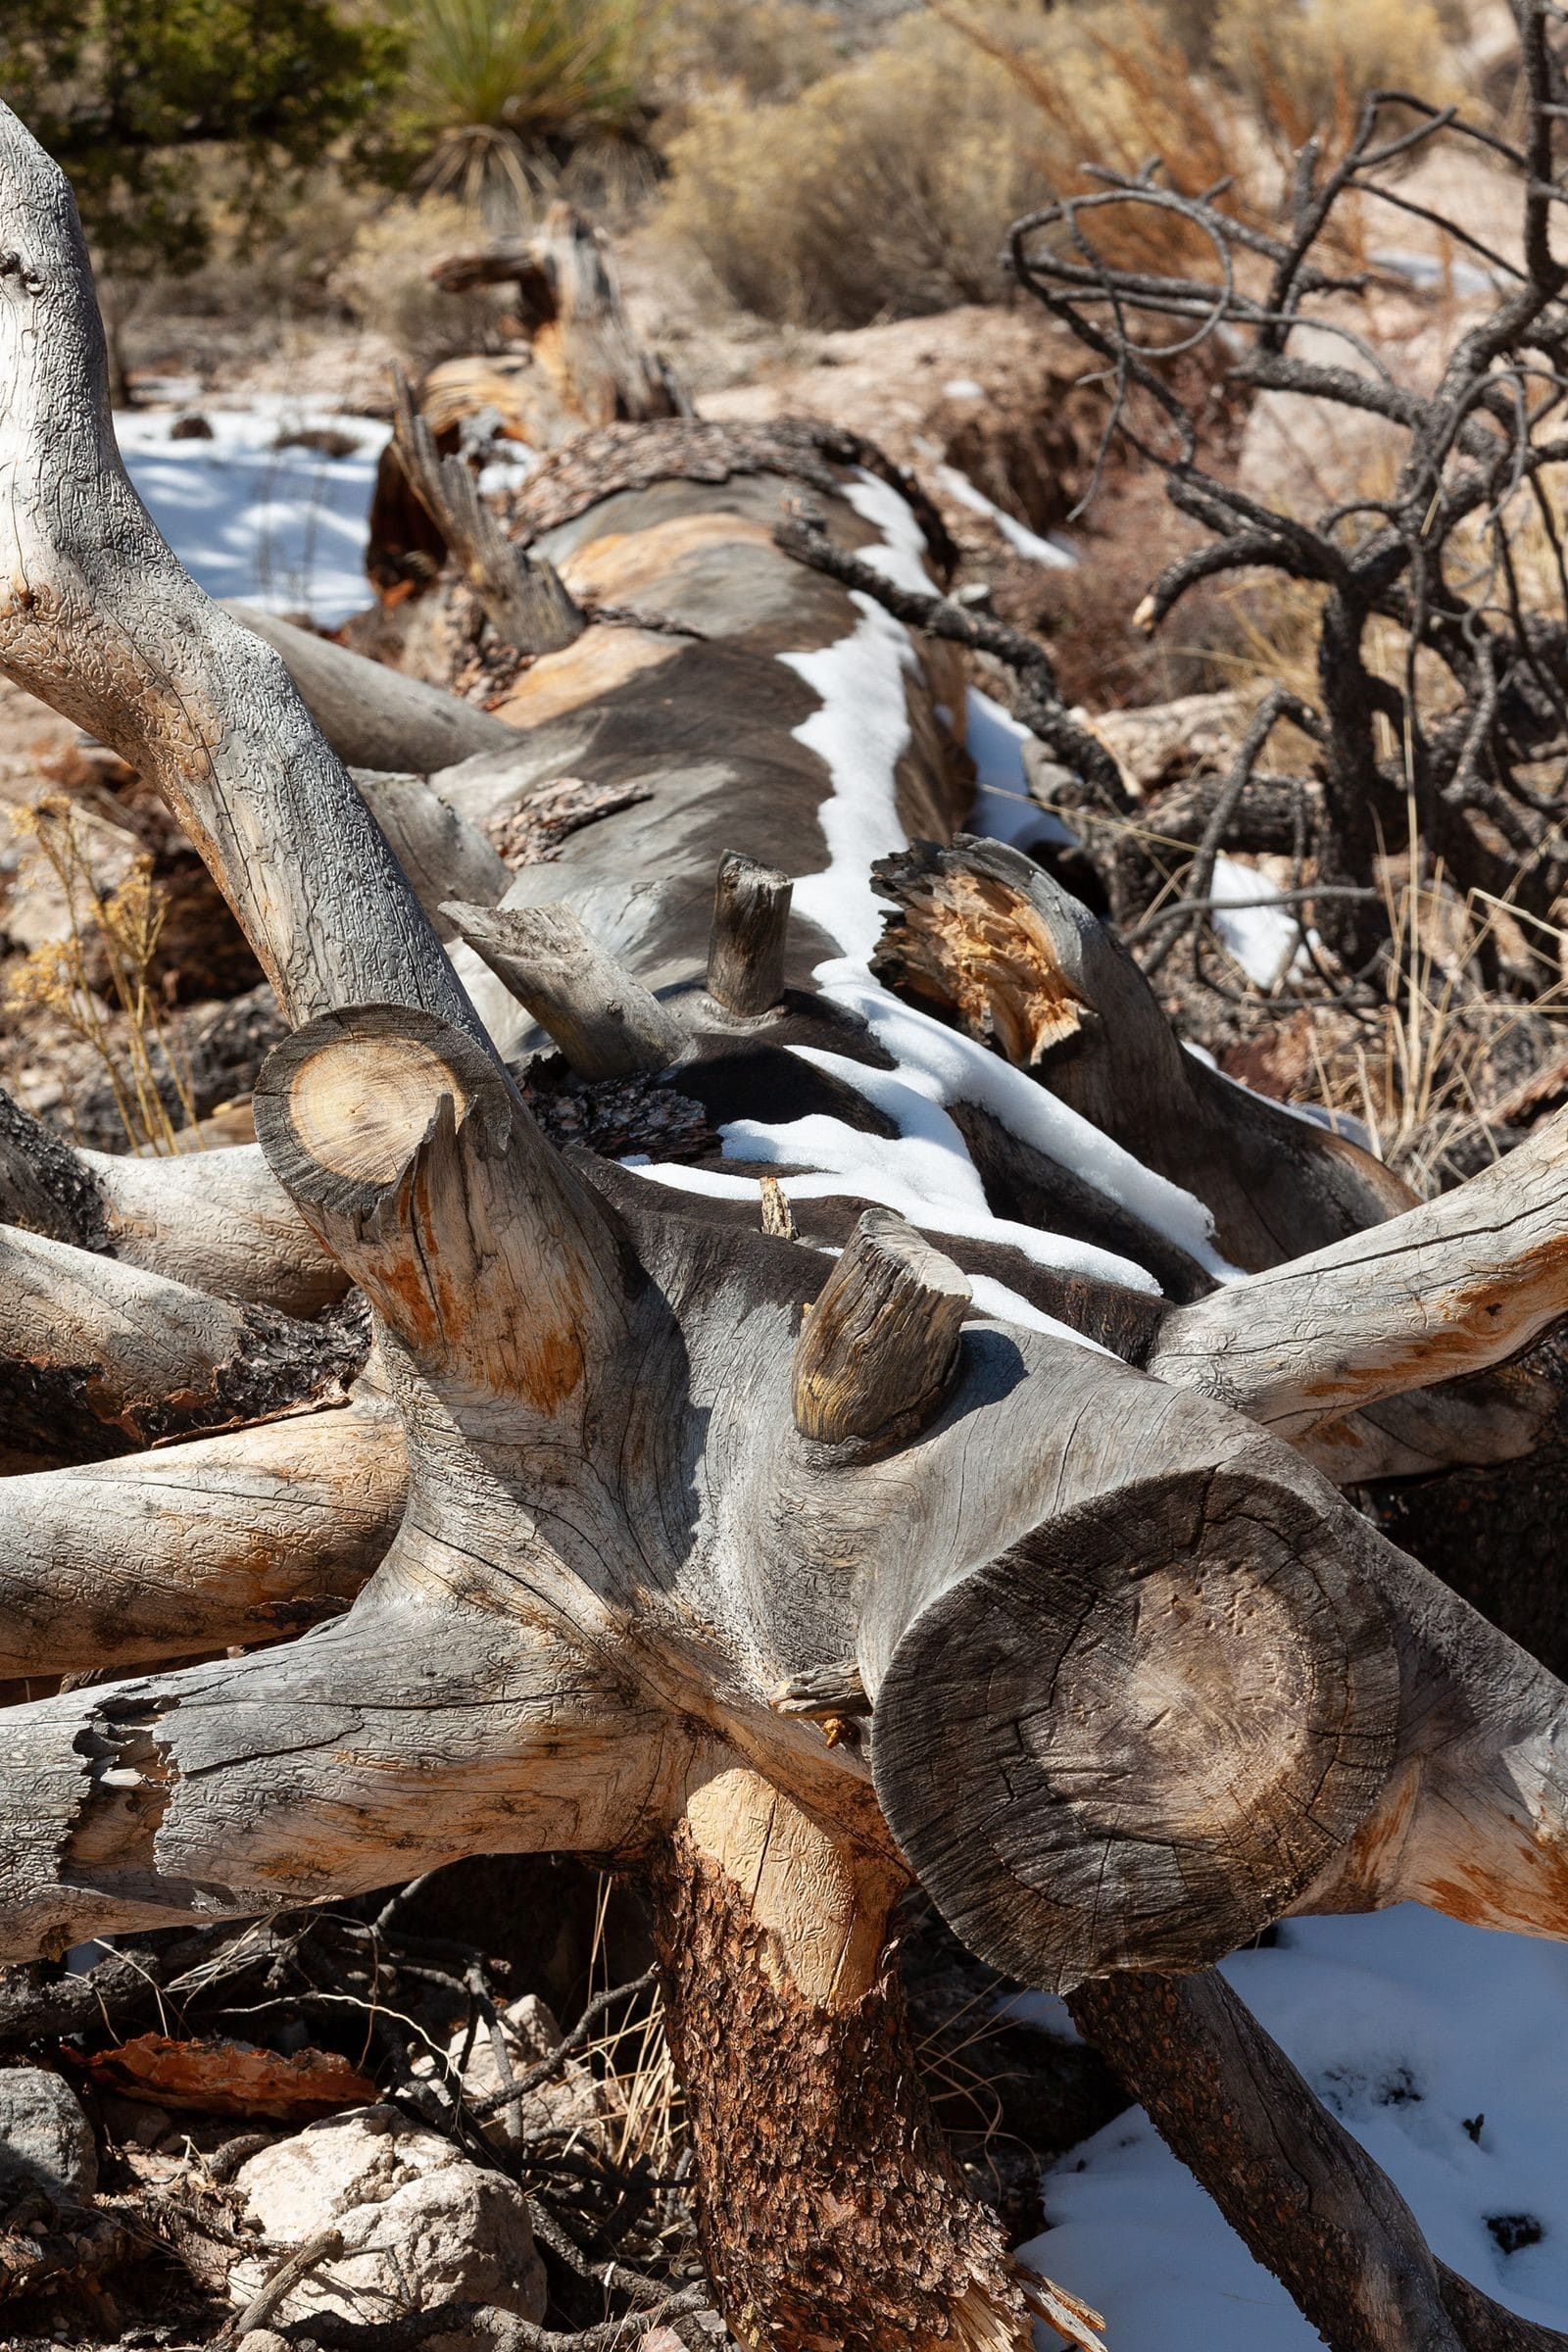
(843, 468), (943, 595)
(818, 975), (1241, 1283)
(786, 594), (920, 963)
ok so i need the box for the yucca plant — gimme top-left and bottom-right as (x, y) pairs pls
(400, 0), (645, 216)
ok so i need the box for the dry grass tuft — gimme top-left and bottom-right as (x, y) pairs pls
(1304, 854), (1568, 1196)
(3, 798), (201, 1155)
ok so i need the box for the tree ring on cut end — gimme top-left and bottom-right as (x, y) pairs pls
(871, 1466), (1399, 1990)
(288, 1034), (472, 1183)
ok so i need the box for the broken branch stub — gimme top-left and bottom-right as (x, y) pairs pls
(706, 851), (794, 1018)
(390, 367), (583, 655)
(444, 899), (689, 1080)
(792, 1209), (970, 1448)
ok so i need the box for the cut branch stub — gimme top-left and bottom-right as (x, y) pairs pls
(706, 851), (794, 1018)
(792, 1209), (970, 1449)
(443, 899), (689, 1080)
(253, 1004), (627, 1403)
(872, 1464), (1399, 1989)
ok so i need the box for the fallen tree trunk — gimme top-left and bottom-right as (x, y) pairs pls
(5, 99), (1568, 2352)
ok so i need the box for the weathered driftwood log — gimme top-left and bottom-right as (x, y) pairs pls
(9, 98), (1568, 2352)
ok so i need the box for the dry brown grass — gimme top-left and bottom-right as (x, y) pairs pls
(1296, 836), (1568, 1194)
(3, 798), (201, 1154)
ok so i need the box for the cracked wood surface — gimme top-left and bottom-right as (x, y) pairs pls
(0, 1398), (404, 1675)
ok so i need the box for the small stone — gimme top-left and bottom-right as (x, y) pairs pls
(228, 2105), (546, 2351)
(0, 2066), (97, 2199)
(236, 2334), (293, 2352)
(170, 412), (215, 440)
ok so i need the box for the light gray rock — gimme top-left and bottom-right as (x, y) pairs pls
(415, 1990), (613, 2150)
(0, 2065), (96, 2198)
(228, 2103), (546, 2352)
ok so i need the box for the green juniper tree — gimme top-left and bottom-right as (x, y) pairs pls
(0, 0), (402, 393)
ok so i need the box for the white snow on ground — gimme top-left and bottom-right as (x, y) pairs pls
(114, 398), (389, 625)
(933, 460), (1077, 567)
(965, 686), (1075, 853)
(1208, 853), (1303, 990)
(1020, 1906), (1568, 2348)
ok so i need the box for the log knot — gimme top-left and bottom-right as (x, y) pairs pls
(0, 250), (44, 296)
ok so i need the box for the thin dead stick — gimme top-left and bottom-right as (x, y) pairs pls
(220, 2227), (346, 2342)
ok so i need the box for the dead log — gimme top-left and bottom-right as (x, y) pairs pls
(0, 152), (486, 1045)
(1149, 1111), (1568, 1443)
(445, 899), (688, 1079)
(223, 603), (517, 772)
(9, 101), (1568, 2352)
(389, 367), (583, 655)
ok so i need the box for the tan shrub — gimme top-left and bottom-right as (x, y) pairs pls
(331, 194), (508, 368)
(646, 0), (840, 113)
(1211, 0), (1459, 144)
(659, 15), (1047, 326)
